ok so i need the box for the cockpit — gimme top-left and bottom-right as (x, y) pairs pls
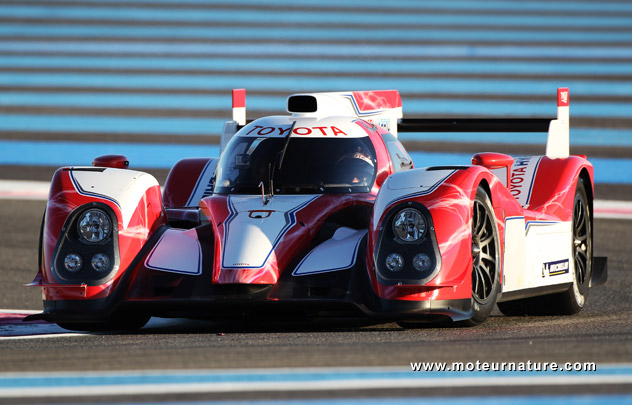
(214, 135), (377, 195)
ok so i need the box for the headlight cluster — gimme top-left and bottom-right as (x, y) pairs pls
(55, 206), (117, 282)
(376, 204), (441, 286)
(385, 208), (432, 273)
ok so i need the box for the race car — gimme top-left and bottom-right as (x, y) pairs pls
(26, 87), (607, 330)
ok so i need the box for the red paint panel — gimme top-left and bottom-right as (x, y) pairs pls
(352, 90), (402, 112)
(232, 88), (246, 108)
(163, 158), (213, 208)
(557, 87), (570, 107)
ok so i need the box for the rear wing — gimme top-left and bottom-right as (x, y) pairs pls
(398, 87), (570, 159)
(222, 88), (570, 159)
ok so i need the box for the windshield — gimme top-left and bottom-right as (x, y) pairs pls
(214, 136), (377, 194)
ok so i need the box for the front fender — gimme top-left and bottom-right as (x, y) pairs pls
(369, 166), (502, 301)
(38, 167), (166, 300)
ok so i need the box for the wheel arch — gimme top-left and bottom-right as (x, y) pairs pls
(477, 177), (493, 203)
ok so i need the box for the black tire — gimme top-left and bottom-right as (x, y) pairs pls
(461, 186), (501, 326)
(555, 176), (593, 314)
(37, 211), (45, 273)
(497, 177), (592, 316)
(57, 313), (150, 333)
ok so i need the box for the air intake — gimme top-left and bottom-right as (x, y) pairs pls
(287, 95), (317, 113)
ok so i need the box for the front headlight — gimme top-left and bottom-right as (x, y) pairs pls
(91, 253), (111, 272)
(63, 253), (83, 272)
(77, 209), (111, 243)
(392, 208), (426, 243)
(385, 253), (404, 272)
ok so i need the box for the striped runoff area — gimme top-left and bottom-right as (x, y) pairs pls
(0, 0), (631, 186)
(0, 363), (630, 401)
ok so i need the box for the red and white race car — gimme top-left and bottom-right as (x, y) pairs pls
(27, 88), (607, 330)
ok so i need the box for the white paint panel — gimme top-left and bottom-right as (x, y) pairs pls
(236, 116), (369, 138)
(293, 227), (367, 276)
(373, 168), (455, 231)
(222, 195), (317, 269)
(525, 221), (574, 289)
(145, 228), (202, 275)
(490, 167), (507, 187)
(501, 217), (527, 293)
(70, 168), (159, 228)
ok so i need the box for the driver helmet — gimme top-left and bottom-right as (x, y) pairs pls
(335, 147), (375, 185)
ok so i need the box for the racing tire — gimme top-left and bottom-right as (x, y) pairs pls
(497, 177), (592, 316)
(460, 186), (501, 326)
(57, 314), (150, 333)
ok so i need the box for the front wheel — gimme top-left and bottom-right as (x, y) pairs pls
(461, 186), (500, 326)
(57, 313), (150, 332)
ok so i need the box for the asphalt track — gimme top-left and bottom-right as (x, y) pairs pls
(0, 198), (631, 403)
(1, 0), (632, 402)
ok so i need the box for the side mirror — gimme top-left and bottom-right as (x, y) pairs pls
(472, 152), (513, 187)
(93, 155), (130, 169)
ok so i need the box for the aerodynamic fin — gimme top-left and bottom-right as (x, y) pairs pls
(220, 88), (247, 152)
(545, 87), (570, 159)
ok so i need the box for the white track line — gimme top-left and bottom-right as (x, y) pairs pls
(0, 180), (50, 200)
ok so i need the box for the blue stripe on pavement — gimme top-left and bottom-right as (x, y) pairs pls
(186, 395), (632, 405)
(0, 364), (631, 388)
(0, 140), (219, 169)
(1, 96), (630, 119)
(399, 129), (632, 148)
(2, 56), (632, 76)
(2, 24), (631, 43)
(2, 5), (632, 28)
(67, 0), (632, 14)
(0, 141), (629, 184)
(145, 395), (632, 405)
(1, 112), (628, 148)
(2, 73), (632, 96)
(1, 42), (631, 60)
(0, 115), (228, 136)
(0, 114), (630, 147)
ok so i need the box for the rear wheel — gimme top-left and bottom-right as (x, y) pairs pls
(461, 187), (501, 326)
(557, 176), (593, 314)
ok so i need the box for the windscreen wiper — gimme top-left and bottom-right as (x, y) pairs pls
(278, 121), (297, 171)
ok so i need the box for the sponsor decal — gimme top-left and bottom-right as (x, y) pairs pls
(244, 125), (347, 137)
(248, 210), (275, 219)
(364, 117), (392, 131)
(509, 156), (541, 207)
(558, 87), (570, 107)
(542, 259), (570, 277)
